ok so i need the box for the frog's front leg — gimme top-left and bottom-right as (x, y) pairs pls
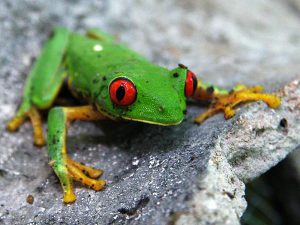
(48, 105), (107, 203)
(192, 79), (281, 124)
(6, 27), (70, 146)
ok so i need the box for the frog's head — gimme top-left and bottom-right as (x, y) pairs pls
(96, 64), (197, 125)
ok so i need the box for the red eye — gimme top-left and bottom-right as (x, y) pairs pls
(109, 78), (137, 106)
(185, 70), (198, 97)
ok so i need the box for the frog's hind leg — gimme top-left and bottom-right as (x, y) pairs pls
(193, 80), (281, 124)
(6, 27), (70, 146)
(48, 106), (107, 203)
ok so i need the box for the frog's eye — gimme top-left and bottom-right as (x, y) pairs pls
(109, 78), (137, 106)
(185, 70), (198, 97)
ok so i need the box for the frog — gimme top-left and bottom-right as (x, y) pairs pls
(6, 27), (281, 203)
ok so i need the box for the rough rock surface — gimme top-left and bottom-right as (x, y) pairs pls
(0, 0), (299, 225)
(175, 80), (300, 225)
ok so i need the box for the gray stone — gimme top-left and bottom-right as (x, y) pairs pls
(0, 0), (299, 225)
(175, 80), (300, 225)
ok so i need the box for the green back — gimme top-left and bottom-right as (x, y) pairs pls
(65, 33), (187, 125)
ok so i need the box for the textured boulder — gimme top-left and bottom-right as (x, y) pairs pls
(0, 0), (300, 225)
(175, 80), (300, 225)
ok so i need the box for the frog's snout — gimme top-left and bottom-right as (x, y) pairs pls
(156, 102), (185, 125)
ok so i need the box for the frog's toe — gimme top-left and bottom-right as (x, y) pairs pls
(63, 190), (77, 204)
(28, 107), (46, 146)
(194, 107), (220, 124)
(68, 158), (103, 179)
(66, 159), (106, 191)
(224, 106), (236, 119)
(6, 116), (26, 132)
(90, 180), (106, 191)
(7, 106), (46, 147)
(34, 135), (46, 147)
(88, 169), (103, 179)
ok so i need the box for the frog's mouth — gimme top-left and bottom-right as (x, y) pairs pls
(119, 116), (183, 126)
(96, 106), (184, 126)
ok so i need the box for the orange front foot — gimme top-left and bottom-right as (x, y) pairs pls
(66, 158), (106, 192)
(194, 85), (281, 124)
(6, 107), (45, 146)
(52, 158), (106, 204)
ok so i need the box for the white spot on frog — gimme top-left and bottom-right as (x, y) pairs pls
(93, 44), (103, 52)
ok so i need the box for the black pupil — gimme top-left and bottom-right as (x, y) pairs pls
(116, 84), (125, 101)
(192, 75), (197, 92)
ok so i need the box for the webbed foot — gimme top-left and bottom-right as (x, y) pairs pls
(194, 85), (281, 124)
